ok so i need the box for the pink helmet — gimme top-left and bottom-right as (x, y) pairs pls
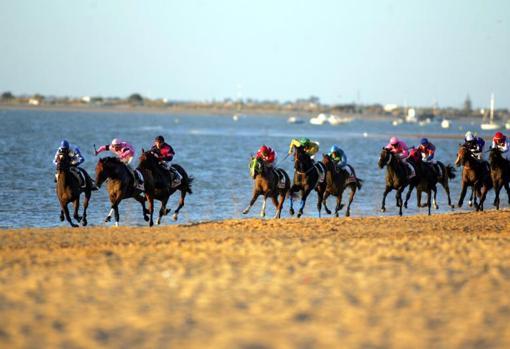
(111, 138), (122, 146)
(390, 136), (399, 145)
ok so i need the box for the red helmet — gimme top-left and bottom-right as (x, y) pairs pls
(494, 132), (506, 143)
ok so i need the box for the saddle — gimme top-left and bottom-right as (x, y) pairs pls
(70, 167), (87, 189)
(273, 168), (287, 189)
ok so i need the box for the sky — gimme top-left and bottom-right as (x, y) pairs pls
(0, 0), (509, 108)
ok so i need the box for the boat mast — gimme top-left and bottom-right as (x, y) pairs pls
(490, 93), (495, 124)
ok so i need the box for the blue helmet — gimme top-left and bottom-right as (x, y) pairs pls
(330, 145), (341, 153)
(60, 140), (70, 149)
(420, 138), (429, 146)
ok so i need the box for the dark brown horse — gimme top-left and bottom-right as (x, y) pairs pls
(242, 157), (290, 219)
(321, 154), (362, 217)
(289, 146), (326, 218)
(55, 151), (96, 227)
(405, 160), (456, 210)
(488, 147), (510, 210)
(137, 150), (193, 225)
(95, 157), (149, 226)
(454, 145), (492, 211)
(378, 148), (418, 216)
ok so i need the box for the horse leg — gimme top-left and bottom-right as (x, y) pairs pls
(72, 197), (82, 222)
(505, 182), (510, 205)
(404, 184), (414, 209)
(157, 197), (170, 225)
(105, 207), (114, 223)
(260, 194), (268, 218)
(397, 188), (404, 216)
(62, 202), (78, 228)
(345, 186), (355, 217)
(297, 189), (309, 218)
(468, 189), (474, 207)
(243, 189), (260, 215)
(442, 180), (454, 209)
(417, 189), (423, 208)
(458, 183), (468, 208)
(478, 186), (489, 212)
(381, 186), (391, 212)
(289, 186), (297, 216)
(81, 191), (90, 226)
(134, 195), (149, 222)
(271, 194), (282, 219)
(493, 184), (501, 210)
(323, 191), (332, 215)
(146, 194), (154, 227)
(60, 210), (65, 222)
(114, 204), (120, 227)
(316, 189), (324, 218)
(172, 190), (187, 221)
(426, 189), (432, 216)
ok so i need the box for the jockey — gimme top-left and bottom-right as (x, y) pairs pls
(386, 136), (415, 178)
(96, 138), (143, 190)
(463, 131), (485, 160)
(256, 145), (276, 167)
(492, 132), (510, 161)
(417, 138), (436, 162)
(151, 135), (175, 170)
(288, 137), (319, 158)
(53, 140), (84, 167)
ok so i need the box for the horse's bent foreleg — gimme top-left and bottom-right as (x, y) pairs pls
(346, 186), (356, 217)
(243, 189), (260, 215)
(62, 202), (78, 228)
(157, 197), (170, 225)
(134, 195), (149, 222)
(323, 191), (331, 215)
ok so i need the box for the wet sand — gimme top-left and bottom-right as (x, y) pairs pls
(1, 211), (510, 348)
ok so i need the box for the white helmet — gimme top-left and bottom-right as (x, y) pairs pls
(465, 131), (474, 141)
(111, 138), (122, 146)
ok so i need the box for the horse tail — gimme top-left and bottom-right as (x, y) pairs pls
(446, 164), (456, 179)
(356, 178), (363, 190)
(186, 176), (194, 194)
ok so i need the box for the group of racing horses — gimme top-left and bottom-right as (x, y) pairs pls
(55, 141), (510, 227)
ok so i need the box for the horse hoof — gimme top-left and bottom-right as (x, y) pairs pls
(144, 215), (150, 222)
(339, 204), (344, 210)
(157, 219), (162, 225)
(60, 215), (64, 222)
(71, 224), (79, 228)
(335, 212), (339, 218)
(82, 220), (87, 227)
(434, 205), (439, 210)
(450, 205), (455, 210)
(346, 212), (350, 217)
(172, 214), (178, 221)
(74, 216), (82, 222)
(149, 221), (154, 227)
(242, 209), (249, 215)
(289, 209), (295, 216)
(165, 208), (171, 215)
(105, 216), (112, 223)
(380, 208), (386, 213)
(325, 209), (331, 215)
(468, 201), (473, 207)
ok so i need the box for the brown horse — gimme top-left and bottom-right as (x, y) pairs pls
(454, 145), (492, 211)
(242, 157), (291, 219)
(488, 147), (510, 210)
(137, 150), (194, 226)
(95, 157), (149, 226)
(289, 146), (326, 218)
(321, 154), (362, 217)
(378, 148), (418, 216)
(55, 151), (96, 227)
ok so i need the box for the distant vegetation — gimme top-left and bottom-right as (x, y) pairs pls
(1, 91), (508, 120)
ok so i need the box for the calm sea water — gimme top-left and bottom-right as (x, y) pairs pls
(0, 108), (499, 228)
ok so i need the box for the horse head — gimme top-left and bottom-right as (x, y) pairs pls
(455, 145), (468, 167)
(378, 147), (392, 169)
(138, 149), (159, 170)
(294, 146), (313, 173)
(322, 153), (335, 172)
(56, 151), (71, 172)
(488, 146), (503, 169)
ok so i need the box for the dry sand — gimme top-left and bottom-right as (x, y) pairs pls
(1, 211), (510, 349)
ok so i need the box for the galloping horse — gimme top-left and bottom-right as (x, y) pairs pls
(289, 146), (326, 218)
(95, 157), (149, 226)
(242, 157), (290, 219)
(488, 147), (510, 210)
(455, 145), (492, 211)
(321, 154), (362, 217)
(138, 150), (193, 225)
(55, 151), (96, 227)
(378, 148), (417, 216)
(404, 161), (455, 210)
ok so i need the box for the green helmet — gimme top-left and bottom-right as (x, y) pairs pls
(299, 137), (311, 147)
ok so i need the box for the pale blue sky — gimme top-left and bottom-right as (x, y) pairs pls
(0, 0), (509, 108)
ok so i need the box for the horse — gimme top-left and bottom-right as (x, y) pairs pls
(321, 154), (363, 217)
(488, 147), (510, 210)
(454, 145), (492, 211)
(55, 151), (96, 227)
(137, 150), (194, 225)
(406, 160), (456, 210)
(95, 156), (149, 226)
(378, 148), (418, 216)
(289, 146), (326, 218)
(242, 157), (290, 219)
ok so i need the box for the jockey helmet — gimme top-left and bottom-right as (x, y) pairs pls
(111, 138), (122, 146)
(60, 140), (69, 149)
(389, 136), (399, 145)
(155, 135), (165, 143)
(465, 131), (474, 142)
(420, 138), (429, 146)
(330, 145), (340, 154)
(494, 131), (506, 143)
(260, 145), (269, 155)
(299, 137), (310, 147)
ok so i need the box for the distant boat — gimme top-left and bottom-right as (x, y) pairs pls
(327, 114), (352, 126)
(480, 93), (501, 130)
(505, 122), (510, 130)
(232, 114), (239, 121)
(441, 119), (451, 129)
(287, 116), (304, 124)
(310, 113), (328, 125)
(392, 118), (404, 126)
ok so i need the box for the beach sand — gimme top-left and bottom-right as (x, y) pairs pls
(1, 211), (510, 348)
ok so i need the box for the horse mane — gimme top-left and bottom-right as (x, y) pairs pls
(101, 156), (123, 165)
